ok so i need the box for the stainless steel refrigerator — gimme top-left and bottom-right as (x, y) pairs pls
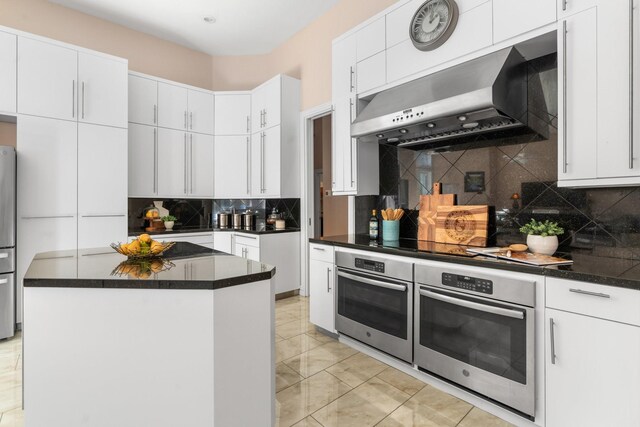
(0, 146), (15, 340)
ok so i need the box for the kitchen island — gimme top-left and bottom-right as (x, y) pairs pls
(22, 243), (275, 427)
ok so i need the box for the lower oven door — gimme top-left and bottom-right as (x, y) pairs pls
(335, 268), (413, 363)
(415, 285), (535, 417)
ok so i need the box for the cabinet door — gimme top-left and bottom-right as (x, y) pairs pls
(157, 128), (187, 197)
(17, 37), (77, 121)
(128, 123), (157, 197)
(251, 85), (266, 132)
(332, 97), (356, 194)
(78, 52), (127, 128)
(78, 216), (127, 249)
(558, 0), (597, 18)
(188, 89), (214, 135)
(214, 135), (250, 199)
(128, 74), (158, 126)
(493, 0), (556, 43)
(263, 77), (281, 129)
(188, 133), (214, 197)
(0, 31), (16, 114)
(332, 34), (357, 101)
(213, 232), (233, 254)
(78, 123), (127, 216)
(245, 245), (260, 262)
(214, 94), (251, 135)
(596, 0), (639, 178)
(356, 51), (386, 95)
(558, 9), (597, 181)
(356, 16), (386, 62)
(251, 127), (281, 197)
(17, 116), (77, 216)
(158, 82), (188, 130)
(546, 309), (640, 427)
(309, 260), (334, 332)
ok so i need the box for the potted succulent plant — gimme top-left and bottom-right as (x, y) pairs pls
(519, 219), (564, 255)
(161, 215), (177, 231)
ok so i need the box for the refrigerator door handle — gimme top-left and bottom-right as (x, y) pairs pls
(0, 253), (8, 259)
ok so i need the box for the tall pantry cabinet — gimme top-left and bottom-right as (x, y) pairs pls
(16, 35), (128, 322)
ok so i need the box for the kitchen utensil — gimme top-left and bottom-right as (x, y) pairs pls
(418, 182), (456, 242)
(232, 213), (243, 230)
(435, 205), (489, 247)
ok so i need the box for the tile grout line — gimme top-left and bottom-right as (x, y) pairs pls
(455, 406), (475, 427)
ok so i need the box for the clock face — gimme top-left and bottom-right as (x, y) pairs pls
(410, 0), (459, 51)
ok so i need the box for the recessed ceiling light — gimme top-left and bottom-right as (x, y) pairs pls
(204, 16), (216, 24)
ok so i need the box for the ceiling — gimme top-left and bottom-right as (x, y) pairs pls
(49, 0), (340, 56)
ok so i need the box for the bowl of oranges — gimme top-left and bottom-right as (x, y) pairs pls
(111, 258), (175, 279)
(111, 234), (175, 259)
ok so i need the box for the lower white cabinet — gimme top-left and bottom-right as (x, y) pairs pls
(0, 31), (16, 114)
(234, 242), (260, 262)
(309, 243), (335, 333)
(151, 233), (214, 250)
(213, 232), (234, 254)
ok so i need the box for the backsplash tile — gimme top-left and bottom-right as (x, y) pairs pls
(355, 54), (640, 256)
(128, 199), (213, 232)
(213, 199), (300, 229)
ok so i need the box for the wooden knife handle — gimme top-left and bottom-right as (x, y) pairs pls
(433, 182), (441, 195)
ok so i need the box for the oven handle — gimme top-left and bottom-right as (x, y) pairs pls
(419, 289), (525, 320)
(337, 270), (407, 292)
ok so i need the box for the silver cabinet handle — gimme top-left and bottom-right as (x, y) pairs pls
(190, 112), (193, 130)
(0, 253), (8, 259)
(246, 137), (250, 195)
(312, 247), (326, 251)
(239, 235), (257, 240)
(630, 0), (635, 169)
(82, 81), (85, 119)
(419, 289), (525, 319)
(339, 270), (407, 292)
(562, 0), (567, 11)
(184, 133), (188, 194)
(550, 318), (557, 365)
(153, 128), (158, 194)
(259, 110), (263, 128)
(349, 98), (355, 186)
(184, 111), (187, 129)
(190, 134), (194, 194)
(72, 80), (75, 118)
(260, 132), (265, 193)
(246, 116), (250, 133)
(562, 20), (568, 174)
(331, 107), (336, 189)
(350, 66), (355, 92)
(22, 215), (74, 219)
(264, 108), (267, 127)
(0, 279), (8, 285)
(81, 214), (126, 218)
(153, 105), (157, 124)
(327, 267), (331, 292)
(569, 288), (611, 298)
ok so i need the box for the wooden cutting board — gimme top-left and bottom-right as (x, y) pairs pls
(418, 182), (455, 242)
(435, 205), (489, 247)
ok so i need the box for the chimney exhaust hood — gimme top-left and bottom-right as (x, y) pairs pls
(351, 47), (546, 150)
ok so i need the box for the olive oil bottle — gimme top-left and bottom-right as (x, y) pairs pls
(369, 209), (379, 240)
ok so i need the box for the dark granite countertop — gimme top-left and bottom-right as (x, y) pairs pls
(127, 228), (214, 237)
(310, 235), (640, 291)
(24, 242), (275, 290)
(213, 228), (301, 235)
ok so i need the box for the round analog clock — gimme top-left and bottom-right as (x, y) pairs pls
(410, 0), (459, 51)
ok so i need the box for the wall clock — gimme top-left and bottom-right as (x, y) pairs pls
(410, 0), (459, 51)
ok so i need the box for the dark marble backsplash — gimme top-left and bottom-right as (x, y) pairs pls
(128, 199), (213, 232)
(355, 54), (640, 258)
(213, 199), (300, 229)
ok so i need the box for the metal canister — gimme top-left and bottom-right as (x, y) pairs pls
(217, 213), (230, 229)
(242, 210), (255, 231)
(232, 213), (243, 230)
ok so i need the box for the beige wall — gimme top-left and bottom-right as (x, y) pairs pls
(0, 0), (213, 89)
(0, 122), (16, 148)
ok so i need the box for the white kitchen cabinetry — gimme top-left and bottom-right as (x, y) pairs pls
(356, 51), (386, 94)
(128, 123), (157, 197)
(234, 241), (260, 262)
(557, 0), (598, 18)
(214, 93), (251, 135)
(188, 89), (214, 135)
(78, 124), (127, 248)
(252, 75), (286, 132)
(545, 278), (640, 427)
(332, 34), (379, 196)
(356, 16), (386, 61)
(188, 133), (214, 198)
(153, 232), (215, 250)
(128, 74), (157, 126)
(157, 82), (188, 131)
(18, 36), (127, 126)
(493, 0), (556, 44)
(157, 128), (187, 197)
(0, 31), (16, 114)
(309, 243), (335, 333)
(77, 52), (128, 128)
(558, 1), (640, 187)
(251, 126), (280, 197)
(214, 135), (250, 199)
(213, 232), (234, 254)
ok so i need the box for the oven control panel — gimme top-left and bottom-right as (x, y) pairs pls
(442, 273), (493, 294)
(355, 258), (385, 274)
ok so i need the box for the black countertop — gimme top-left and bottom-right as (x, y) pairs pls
(310, 235), (640, 291)
(213, 228), (301, 235)
(127, 228), (214, 237)
(24, 242), (275, 290)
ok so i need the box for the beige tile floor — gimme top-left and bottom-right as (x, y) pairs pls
(0, 295), (513, 426)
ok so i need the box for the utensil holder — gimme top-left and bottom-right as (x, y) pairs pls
(382, 220), (400, 241)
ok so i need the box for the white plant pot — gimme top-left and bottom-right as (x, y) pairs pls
(164, 221), (174, 230)
(526, 235), (558, 255)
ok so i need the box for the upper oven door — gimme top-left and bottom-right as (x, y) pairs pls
(336, 268), (410, 340)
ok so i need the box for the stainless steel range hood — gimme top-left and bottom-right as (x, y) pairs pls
(352, 47), (545, 150)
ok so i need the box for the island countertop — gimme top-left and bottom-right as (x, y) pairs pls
(23, 242), (275, 290)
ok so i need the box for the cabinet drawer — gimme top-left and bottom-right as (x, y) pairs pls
(546, 277), (640, 326)
(234, 233), (260, 248)
(309, 243), (334, 263)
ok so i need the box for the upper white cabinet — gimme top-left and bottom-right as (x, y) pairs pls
(18, 36), (127, 127)
(157, 82), (214, 134)
(557, 0), (598, 18)
(356, 16), (386, 61)
(214, 135), (250, 199)
(493, 0), (556, 43)
(128, 74), (157, 126)
(0, 31), (16, 114)
(558, 1), (640, 187)
(17, 37), (78, 121)
(251, 126), (281, 197)
(214, 93), (251, 135)
(128, 123), (157, 197)
(356, 51), (386, 94)
(252, 75), (284, 132)
(157, 128), (187, 197)
(188, 132), (214, 197)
